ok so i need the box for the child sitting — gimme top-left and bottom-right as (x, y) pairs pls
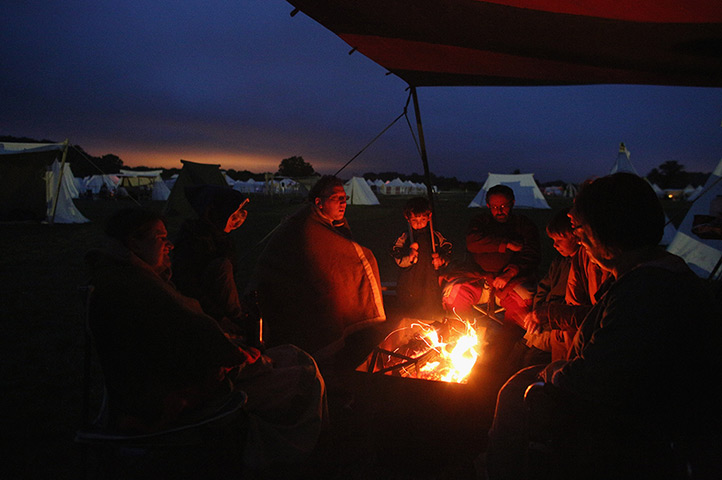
(512, 207), (579, 370)
(390, 197), (452, 319)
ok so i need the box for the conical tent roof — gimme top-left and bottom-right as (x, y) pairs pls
(469, 173), (550, 209)
(46, 160), (89, 224)
(163, 159), (227, 218)
(609, 142), (639, 176)
(667, 158), (722, 280)
(344, 177), (380, 205)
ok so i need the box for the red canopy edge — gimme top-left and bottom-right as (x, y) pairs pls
(288, 0), (722, 87)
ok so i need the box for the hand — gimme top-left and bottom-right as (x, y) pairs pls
(235, 353), (273, 380)
(492, 269), (515, 290)
(408, 242), (419, 264)
(431, 252), (445, 270)
(524, 311), (543, 334)
(507, 241), (523, 252)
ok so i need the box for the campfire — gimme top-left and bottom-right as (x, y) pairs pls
(357, 316), (487, 384)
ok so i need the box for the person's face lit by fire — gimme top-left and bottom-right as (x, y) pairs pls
(568, 209), (615, 272)
(549, 232), (579, 258)
(315, 185), (347, 222)
(129, 219), (173, 275)
(487, 193), (514, 223)
(224, 204), (248, 233)
(406, 211), (431, 230)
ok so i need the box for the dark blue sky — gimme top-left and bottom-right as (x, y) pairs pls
(3, 1), (721, 183)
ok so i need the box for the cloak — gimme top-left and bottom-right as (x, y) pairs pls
(252, 204), (386, 358)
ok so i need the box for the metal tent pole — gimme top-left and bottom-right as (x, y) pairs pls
(410, 86), (435, 214)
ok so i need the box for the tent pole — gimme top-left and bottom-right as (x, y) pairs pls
(49, 139), (70, 225)
(410, 86), (435, 213)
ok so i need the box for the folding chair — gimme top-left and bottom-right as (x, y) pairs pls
(75, 285), (248, 480)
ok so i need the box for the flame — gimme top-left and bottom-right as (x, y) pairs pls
(383, 317), (485, 384)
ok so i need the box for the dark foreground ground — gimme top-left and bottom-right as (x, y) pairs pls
(1, 193), (691, 479)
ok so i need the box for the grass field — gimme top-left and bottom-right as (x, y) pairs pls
(1, 192), (690, 479)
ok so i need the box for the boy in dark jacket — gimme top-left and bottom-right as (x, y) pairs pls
(391, 197), (452, 318)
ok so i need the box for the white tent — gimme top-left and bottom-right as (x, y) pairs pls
(84, 174), (119, 195)
(468, 173), (551, 209)
(46, 160), (90, 223)
(380, 177), (405, 195)
(563, 183), (578, 198)
(118, 169), (170, 200)
(667, 159), (722, 280)
(0, 141), (88, 223)
(609, 142), (639, 176)
(688, 185), (705, 201)
(344, 176), (380, 205)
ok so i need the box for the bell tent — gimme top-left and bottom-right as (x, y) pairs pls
(344, 176), (380, 205)
(469, 173), (550, 209)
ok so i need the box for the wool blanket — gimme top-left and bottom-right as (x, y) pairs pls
(251, 204), (386, 358)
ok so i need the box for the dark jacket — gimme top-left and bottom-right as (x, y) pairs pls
(86, 242), (254, 432)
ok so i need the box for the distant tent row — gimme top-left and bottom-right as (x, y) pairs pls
(0, 141), (89, 223)
(231, 176), (305, 195)
(374, 178), (428, 195)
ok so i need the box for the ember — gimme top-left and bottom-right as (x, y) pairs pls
(358, 317), (486, 384)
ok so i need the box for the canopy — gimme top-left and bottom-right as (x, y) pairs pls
(287, 0), (722, 88)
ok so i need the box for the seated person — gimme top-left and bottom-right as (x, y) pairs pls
(508, 207), (578, 372)
(441, 185), (540, 329)
(171, 185), (252, 338)
(249, 175), (386, 367)
(390, 196), (452, 319)
(86, 207), (327, 473)
(483, 173), (722, 480)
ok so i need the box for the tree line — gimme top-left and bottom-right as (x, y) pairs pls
(1, 136), (710, 190)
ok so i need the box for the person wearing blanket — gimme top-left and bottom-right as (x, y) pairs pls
(250, 175), (386, 367)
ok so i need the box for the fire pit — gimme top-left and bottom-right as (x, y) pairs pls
(350, 316), (505, 462)
(357, 316), (487, 384)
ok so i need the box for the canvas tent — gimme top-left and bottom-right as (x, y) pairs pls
(469, 173), (550, 209)
(163, 159), (228, 218)
(609, 143), (639, 176)
(344, 176), (380, 205)
(84, 174), (119, 195)
(667, 159), (722, 280)
(118, 169), (171, 201)
(0, 141), (89, 223)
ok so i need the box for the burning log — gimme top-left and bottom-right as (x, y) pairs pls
(358, 317), (486, 384)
